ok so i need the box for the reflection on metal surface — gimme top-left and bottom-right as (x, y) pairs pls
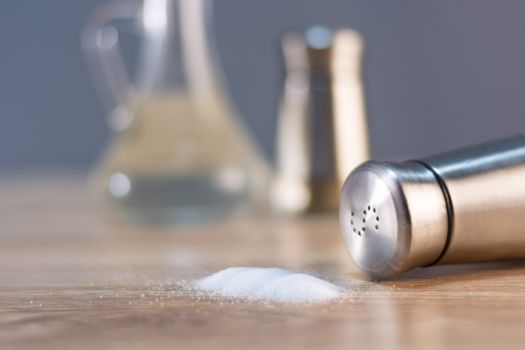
(340, 135), (525, 279)
(272, 26), (370, 214)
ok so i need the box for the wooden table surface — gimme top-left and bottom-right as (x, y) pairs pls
(2, 174), (525, 349)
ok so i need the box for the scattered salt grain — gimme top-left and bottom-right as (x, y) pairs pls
(194, 267), (342, 303)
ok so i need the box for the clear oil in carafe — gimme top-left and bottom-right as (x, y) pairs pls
(96, 93), (265, 223)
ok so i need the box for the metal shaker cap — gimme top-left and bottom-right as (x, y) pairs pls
(339, 161), (449, 279)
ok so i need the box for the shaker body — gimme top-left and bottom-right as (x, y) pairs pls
(272, 28), (369, 214)
(421, 135), (525, 264)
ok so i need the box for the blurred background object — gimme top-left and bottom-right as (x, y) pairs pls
(82, 0), (269, 224)
(271, 27), (369, 214)
(1, 0), (525, 170)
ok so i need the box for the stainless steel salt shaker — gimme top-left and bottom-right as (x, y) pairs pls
(271, 26), (370, 213)
(339, 135), (525, 279)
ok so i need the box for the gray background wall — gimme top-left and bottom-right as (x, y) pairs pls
(1, 0), (525, 170)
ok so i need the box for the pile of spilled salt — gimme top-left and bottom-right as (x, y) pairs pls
(194, 267), (342, 303)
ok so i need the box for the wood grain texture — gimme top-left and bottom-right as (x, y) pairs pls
(1, 174), (525, 349)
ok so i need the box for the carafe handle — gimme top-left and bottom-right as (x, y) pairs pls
(82, 0), (141, 132)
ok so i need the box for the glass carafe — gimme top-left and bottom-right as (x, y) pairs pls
(83, 0), (270, 224)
